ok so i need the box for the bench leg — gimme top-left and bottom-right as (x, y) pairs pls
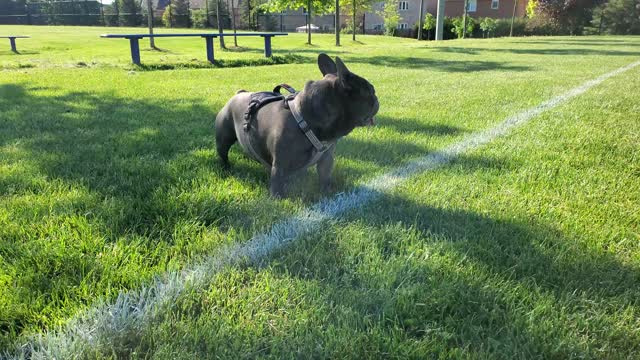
(205, 37), (215, 63)
(10, 38), (17, 53)
(129, 38), (141, 65)
(264, 36), (272, 58)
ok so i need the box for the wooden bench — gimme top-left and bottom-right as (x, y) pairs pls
(1, 36), (30, 53)
(101, 33), (288, 65)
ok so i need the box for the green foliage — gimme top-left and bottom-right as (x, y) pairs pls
(161, 0), (191, 28)
(592, 0), (640, 34)
(526, 0), (539, 18)
(263, 0), (334, 14)
(191, 9), (208, 28)
(378, 0), (400, 36)
(479, 17), (497, 37)
(535, 0), (602, 34)
(451, 16), (476, 38)
(423, 12), (436, 31)
(118, 0), (142, 26)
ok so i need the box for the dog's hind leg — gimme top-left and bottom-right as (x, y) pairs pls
(215, 107), (237, 169)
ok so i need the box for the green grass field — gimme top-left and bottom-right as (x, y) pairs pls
(1, 26), (639, 358)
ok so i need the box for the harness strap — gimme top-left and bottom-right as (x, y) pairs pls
(286, 96), (327, 154)
(241, 84), (334, 170)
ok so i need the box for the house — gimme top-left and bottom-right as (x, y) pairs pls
(366, 0), (529, 32)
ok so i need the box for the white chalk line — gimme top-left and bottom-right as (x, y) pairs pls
(12, 60), (640, 359)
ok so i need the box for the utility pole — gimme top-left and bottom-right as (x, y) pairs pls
(146, 0), (156, 48)
(435, 0), (445, 40)
(335, 0), (340, 45)
(418, 0), (424, 40)
(510, 0), (518, 37)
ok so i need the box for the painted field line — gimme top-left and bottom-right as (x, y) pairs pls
(14, 60), (640, 358)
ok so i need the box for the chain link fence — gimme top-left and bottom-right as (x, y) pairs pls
(0, 0), (380, 34)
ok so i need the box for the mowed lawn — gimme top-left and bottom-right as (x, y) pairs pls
(1, 26), (639, 357)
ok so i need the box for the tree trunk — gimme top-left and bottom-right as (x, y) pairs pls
(352, 0), (356, 41)
(146, 0), (156, 49)
(216, 0), (226, 49)
(462, 0), (468, 38)
(307, 0), (312, 45)
(510, 0), (518, 37)
(231, 0), (238, 46)
(335, 0), (340, 45)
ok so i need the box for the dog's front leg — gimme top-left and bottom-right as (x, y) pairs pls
(270, 166), (288, 198)
(317, 147), (335, 193)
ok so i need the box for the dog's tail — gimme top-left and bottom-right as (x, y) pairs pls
(236, 89), (247, 94)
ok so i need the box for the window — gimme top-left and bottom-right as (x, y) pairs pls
(398, 1), (409, 10)
(398, 23), (409, 30)
(467, 0), (477, 12)
(373, 24), (383, 30)
(491, 0), (499, 9)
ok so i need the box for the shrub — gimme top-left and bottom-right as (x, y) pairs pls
(451, 16), (476, 38)
(479, 17), (497, 38)
(191, 9), (208, 28)
(525, 15), (563, 35)
(494, 18), (527, 37)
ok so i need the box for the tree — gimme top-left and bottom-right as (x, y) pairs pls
(162, 0), (190, 27)
(341, 0), (375, 41)
(215, 0), (227, 48)
(119, 0), (141, 26)
(479, 17), (496, 37)
(378, 0), (400, 36)
(264, 0), (334, 45)
(535, 0), (602, 34)
(423, 12), (436, 39)
(592, 0), (640, 34)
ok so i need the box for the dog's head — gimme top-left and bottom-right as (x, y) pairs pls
(316, 53), (379, 128)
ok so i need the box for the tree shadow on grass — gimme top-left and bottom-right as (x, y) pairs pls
(348, 55), (531, 72)
(432, 46), (640, 57)
(250, 155), (640, 358)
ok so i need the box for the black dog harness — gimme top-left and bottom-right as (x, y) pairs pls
(241, 84), (334, 168)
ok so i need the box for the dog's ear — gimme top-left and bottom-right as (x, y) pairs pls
(318, 53), (337, 75)
(335, 57), (351, 78)
(335, 57), (353, 89)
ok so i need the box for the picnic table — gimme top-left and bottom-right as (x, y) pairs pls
(101, 33), (288, 65)
(1, 36), (30, 53)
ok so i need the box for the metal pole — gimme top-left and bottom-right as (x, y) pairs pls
(418, 0), (424, 40)
(435, 0), (445, 40)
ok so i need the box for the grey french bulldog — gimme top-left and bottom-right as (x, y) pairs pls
(215, 53), (379, 197)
